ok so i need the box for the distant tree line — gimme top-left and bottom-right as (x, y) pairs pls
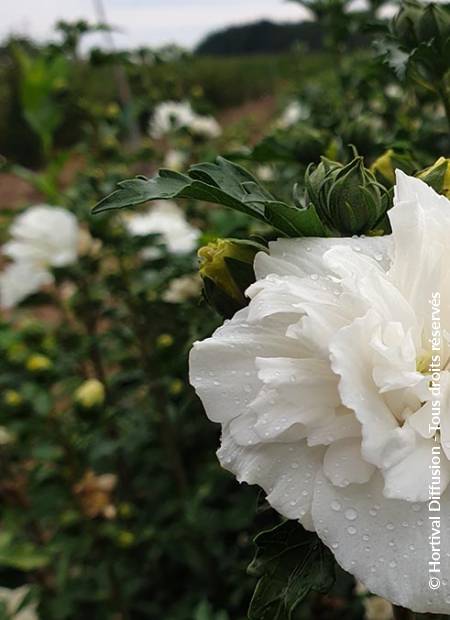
(196, 20), (367, 55)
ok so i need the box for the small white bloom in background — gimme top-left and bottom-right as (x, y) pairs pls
(0, 425), (16, 445)
(3, 206), (79, 268)
(256, 165), (274, 182)
(149, 101), (196, 138)
(0, 585), (38, 620)
(164, 149), (187, 171)
(162, 274), (203, 304)
(277, 100), (310, 128)
(149, 100), (221, 139)
(190, 172), (450, 614)
(0, 262), (53, 309)
(124, 201), (200, 255)
(384, 84), (402, 99)
(188, 115), (222, 139)
(0, 205), (80, 309)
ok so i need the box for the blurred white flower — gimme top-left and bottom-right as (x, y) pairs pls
(0, 205), (80, 309)
(0, 425), (16, 445)
(149, 101), (196, 138)
(3, 205), (79, 268)
(257, 165), (275, 182)
(0, 262), (53, 309)
(385, 84), (402, 99)
(149, 100), (221, 139)
(0, 585), (38, 620)
(164, 149), (187, 171)
(124, 201), (200, 255)
(188, 115), (222, 138)
(190, 172), (450, 614)
(277, 100), (309, 128)
(162, 274), (203, 303)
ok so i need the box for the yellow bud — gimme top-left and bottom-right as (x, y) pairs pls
(74, 379), (105, 408)
(417, 157), (450, 198)
(198, 239), (263, 318)
(105, 102), (121, 118)
(156, 334), (174, 348)
(169, 379), (184, 395)
(370, 149), (417, 188)
(371, 149), (396, 185)
(118, 502), (133, 519)
(26, 354), (52, 372)
(4, 390), (23, 407)
(116, 530), (135, 548)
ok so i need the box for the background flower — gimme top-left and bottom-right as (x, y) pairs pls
(124, 201), (200, 255)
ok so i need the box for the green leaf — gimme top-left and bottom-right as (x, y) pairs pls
(0, 533), (50, 571)
(247, 521), (335, 620)
(93, 157), (329, 238)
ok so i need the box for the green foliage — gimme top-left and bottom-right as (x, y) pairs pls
(15, 47), (71, 154)
(248, 521), (336, 620)
(93, 157), (329, 237)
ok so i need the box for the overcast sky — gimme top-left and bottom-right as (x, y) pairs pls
(1, 0), (309, 49)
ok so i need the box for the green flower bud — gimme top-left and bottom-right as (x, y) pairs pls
(393, 0), (423, 49)
(393, 0), (450, 52)
(305, 156), (390, 236)
(417, 157), (450, 198)
(198, 239), (266, 319)
(417, 3), (450, 49)
(370, 149), (418, 188)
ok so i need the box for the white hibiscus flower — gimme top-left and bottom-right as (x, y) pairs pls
(150, 101), (197, 139)
(149, 100), (221, 139)
(1, 205), (80, 308)
(124, 201), (200, 255)
(3, 205), (79, 268)
(0, 262), (53, 309)
(190, 172), (450, 614)
(188, 115), (222, 139)
(277, 100), (310, 128)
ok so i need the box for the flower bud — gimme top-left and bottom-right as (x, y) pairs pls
(417, 157), (450, 198)
(305, 156), (389, 236)
(393, 0), (423, 49)
(26, 354), (52, 373)
(370, 150), (418, 188)
(74, 379), (105, 409)
(156, 334), (174, 348)
(3, 390), (23, 408)
(393, 0), (450, 52)
(198, 239), (265, 319)
(417, 3), (450, 49)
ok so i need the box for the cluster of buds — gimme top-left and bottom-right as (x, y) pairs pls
(391, 0), (450, 86)
(196, 155), (450, 318)
(393, 0), (450, 53)
(303, 155), (391, 236)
